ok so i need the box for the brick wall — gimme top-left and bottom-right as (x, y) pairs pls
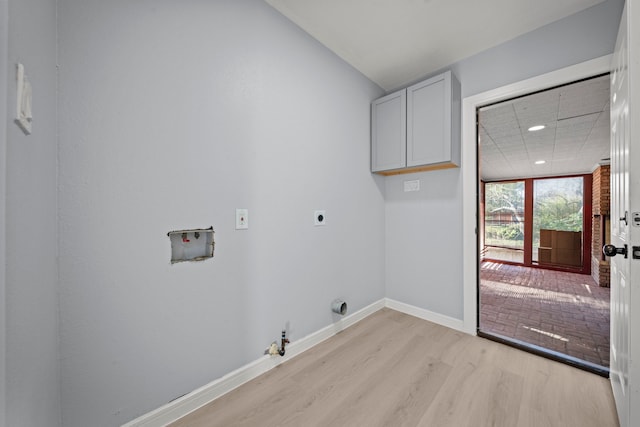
(592, 164), (610, 287)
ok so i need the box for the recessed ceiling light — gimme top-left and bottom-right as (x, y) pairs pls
(528, 125), (545, 132)
(535, 160), (546, 165)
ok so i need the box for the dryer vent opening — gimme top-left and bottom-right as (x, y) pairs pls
(331, 300), (347, 316)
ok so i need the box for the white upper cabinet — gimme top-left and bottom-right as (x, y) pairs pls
(371, 89), (406, 172)
(371, 70), (460, 175)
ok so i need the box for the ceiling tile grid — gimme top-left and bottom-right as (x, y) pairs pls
(479, 75), (610, 181)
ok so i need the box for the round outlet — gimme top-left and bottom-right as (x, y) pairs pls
(314, 210), (326, 226)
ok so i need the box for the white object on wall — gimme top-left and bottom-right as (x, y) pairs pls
(403, 180), (420, 192)
(314, 210), (326, 226)
(235, 209), (248, 230)
(15, 63), (33, 135)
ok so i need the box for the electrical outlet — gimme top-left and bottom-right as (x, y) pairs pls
(314, 210), (326, 226)
(404, 180), (420, 192)
(236, 209), (248, 230)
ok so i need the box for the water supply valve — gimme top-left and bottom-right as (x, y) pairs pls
(265, 330), (290, 357)
(268, 342), (279, 356)
(279, 330), (289, 356)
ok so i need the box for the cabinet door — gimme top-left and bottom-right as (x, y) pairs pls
(371, 90), (406, 172)
(406, 72), (450, 167)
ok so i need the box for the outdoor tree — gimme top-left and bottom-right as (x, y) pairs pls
(484, 181), (525, 247)
(533, 177), (583, 246)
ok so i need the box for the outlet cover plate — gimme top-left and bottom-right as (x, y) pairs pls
(236, 209), (248, 230)
(404, 180), (420, 192)
(314, 210), (326, 226)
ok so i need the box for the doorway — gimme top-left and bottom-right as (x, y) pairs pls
(477, 74), (611, 374)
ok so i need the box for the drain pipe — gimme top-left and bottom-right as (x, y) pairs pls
(331, 299), (347, 316)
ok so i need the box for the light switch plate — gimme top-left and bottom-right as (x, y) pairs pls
(236, 209), (248, 230)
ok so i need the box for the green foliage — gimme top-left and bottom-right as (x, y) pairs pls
(485, 224), (524, 248)
(501, 223), (524, 240)
(484, 182), (524, 214)
(484, 181), (524, 248)
(533, 178), (583, 233)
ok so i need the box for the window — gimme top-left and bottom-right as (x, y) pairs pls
(482, 175), (591, 272)
(533, 177), (584, 264)
(484, 181), (524, 262)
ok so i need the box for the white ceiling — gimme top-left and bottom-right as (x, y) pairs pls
(479, 75), (610, 181)
(265, 0), (605, 91)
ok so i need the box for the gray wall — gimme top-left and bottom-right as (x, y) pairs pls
(56, 0), (385, 425)
(453, 0), (625, 98)
(4, 0), (60, 426)
(384, 0), (624, 320)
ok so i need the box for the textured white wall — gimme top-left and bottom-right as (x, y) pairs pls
(384, 0), (623, 322)
(57, 1), (385, 425)
(4, 0), (60, 426)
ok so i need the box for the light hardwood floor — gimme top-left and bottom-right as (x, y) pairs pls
(170, 308), (619, 427)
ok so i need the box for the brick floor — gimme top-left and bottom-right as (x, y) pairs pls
(479, 261), (610, 367)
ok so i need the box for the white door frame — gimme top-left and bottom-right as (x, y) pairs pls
(0, 0), (8, 425)
(460, 55), (613, 335)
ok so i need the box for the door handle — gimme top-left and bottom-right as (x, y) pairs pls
(620, 211), (628, 226)
(603, 244), (628, 258)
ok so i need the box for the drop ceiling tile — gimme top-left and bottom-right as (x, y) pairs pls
(555, 125), (591, 139)
(557, 113), (601, 129)
(494, 142), (526, 151)
(504, 154), (530, 162)
(499, 146), (527, 155)
(553, 145), (585, 154)
(558, 75), (609, 119)
(486, 126), (523, 140)
(581, 142), (610, 153)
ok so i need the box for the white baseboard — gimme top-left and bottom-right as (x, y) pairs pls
(122, 298), (386, 427)
(123, 298), (465, 426)
(384, 298), (465, 332)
